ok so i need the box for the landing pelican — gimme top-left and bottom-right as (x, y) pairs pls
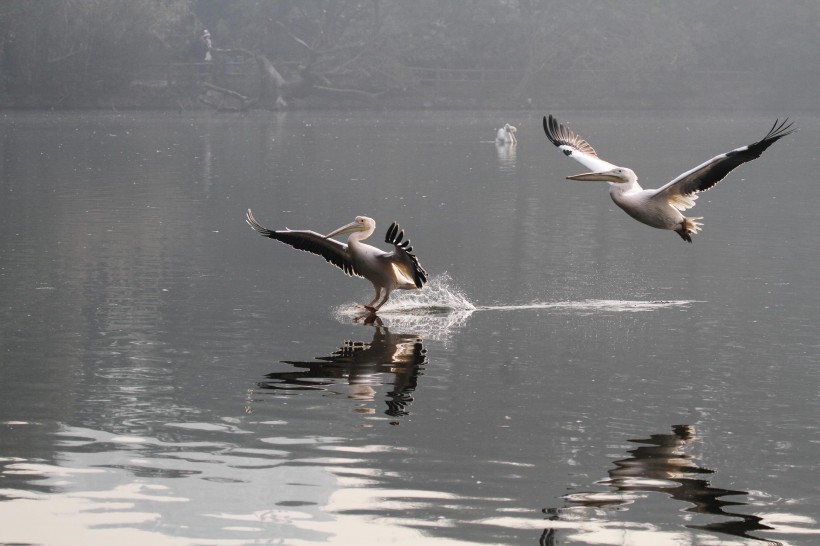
(496, 123), (518, 144)
(246, 210), (427, 311)
(543, 114), (795, 242)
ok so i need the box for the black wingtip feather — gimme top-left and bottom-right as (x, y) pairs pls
(246, 208), (276, 238)
(245, 209), (361, 279)
(384, 221), (428, 289)
(739, 118), (796, 160)
(542, 113), (598, 157)
(764, 118), (796, 142)
(385, 222), (403, 245)
(542, 114), (559, 147)
(385, 222), (398, 243)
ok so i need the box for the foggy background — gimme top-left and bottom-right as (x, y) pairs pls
(1, 0), (817, 111)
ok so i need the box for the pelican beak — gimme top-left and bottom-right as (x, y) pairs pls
(325, 221), (362, 239)
(566, 170), (622, 182)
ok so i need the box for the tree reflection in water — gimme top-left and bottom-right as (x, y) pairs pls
(542, 425), (783, 546)
(257, 317), (426, 422)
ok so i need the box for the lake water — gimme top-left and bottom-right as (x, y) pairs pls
(1, 109), (818, 545)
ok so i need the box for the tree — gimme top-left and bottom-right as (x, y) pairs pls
(197, 1), (403, 109)
(1, 0), (192, 107)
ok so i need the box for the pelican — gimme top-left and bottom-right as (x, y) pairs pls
(543, 114), (795, 242)
(246, 209), (427, 311)
(496, 123), (518, 144)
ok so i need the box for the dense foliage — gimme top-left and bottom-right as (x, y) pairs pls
(1, 1), (817, 108)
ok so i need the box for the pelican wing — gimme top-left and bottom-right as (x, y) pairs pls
(543, 115), (618, 173)
(652, 119), (795, 211)
(246, 209), (360, 278)
(384, 222), (428, 289)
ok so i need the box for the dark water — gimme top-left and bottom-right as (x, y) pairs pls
(1, 110), (818, 545)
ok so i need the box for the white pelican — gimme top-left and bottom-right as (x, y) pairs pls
(246, 210), (427, 311)
(496, 123), (518, 144)
(543, 114), (795, 242)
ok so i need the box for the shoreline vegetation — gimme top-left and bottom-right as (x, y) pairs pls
(1, 2), (817, 113)
(4, 62), (809, 113)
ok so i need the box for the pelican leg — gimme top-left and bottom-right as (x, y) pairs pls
(371, 291), (391, 311)
(364, 287), (382, 312)
(675, 217), (701, 243)
(675, 226), (693, 243)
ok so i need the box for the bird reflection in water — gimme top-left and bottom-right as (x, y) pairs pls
(257, 317), (426, 422)
(496, 138), (517, 172)
(541, 425), (782, 546)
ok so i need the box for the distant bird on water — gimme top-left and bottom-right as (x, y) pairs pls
(496, 123), (518, 144)
(542, 114), (795, 242)
(246, 210), (427, 311)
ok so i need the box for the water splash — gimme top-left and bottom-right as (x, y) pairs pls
(333, 274), (476, 341)
(475, 299), (697, 314)
(383, 273), (477, 314)
(335, 273), (476, 316)
(334, 275), (696, 339)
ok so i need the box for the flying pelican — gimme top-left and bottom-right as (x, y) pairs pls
(245, 209), (427, 311)
(543, 114), (795, 242)
(496, 123), (518, 144)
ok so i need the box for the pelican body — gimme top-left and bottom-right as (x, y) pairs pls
(246, 210), (427, 311)
(496, 123), (518, 144)
(543, 114), (794, 242)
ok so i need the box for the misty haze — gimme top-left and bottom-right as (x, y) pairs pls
(1, 3), (818, 546)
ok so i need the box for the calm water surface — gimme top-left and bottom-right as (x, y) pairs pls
(1, 110), (818, 545)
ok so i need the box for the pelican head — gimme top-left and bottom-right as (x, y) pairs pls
(325, 216), (376, 240)
(566, 167), (636, 184)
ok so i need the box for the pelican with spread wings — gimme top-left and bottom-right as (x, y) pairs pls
(246, 210), (427, 311)
(543, 115), (795, 242)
